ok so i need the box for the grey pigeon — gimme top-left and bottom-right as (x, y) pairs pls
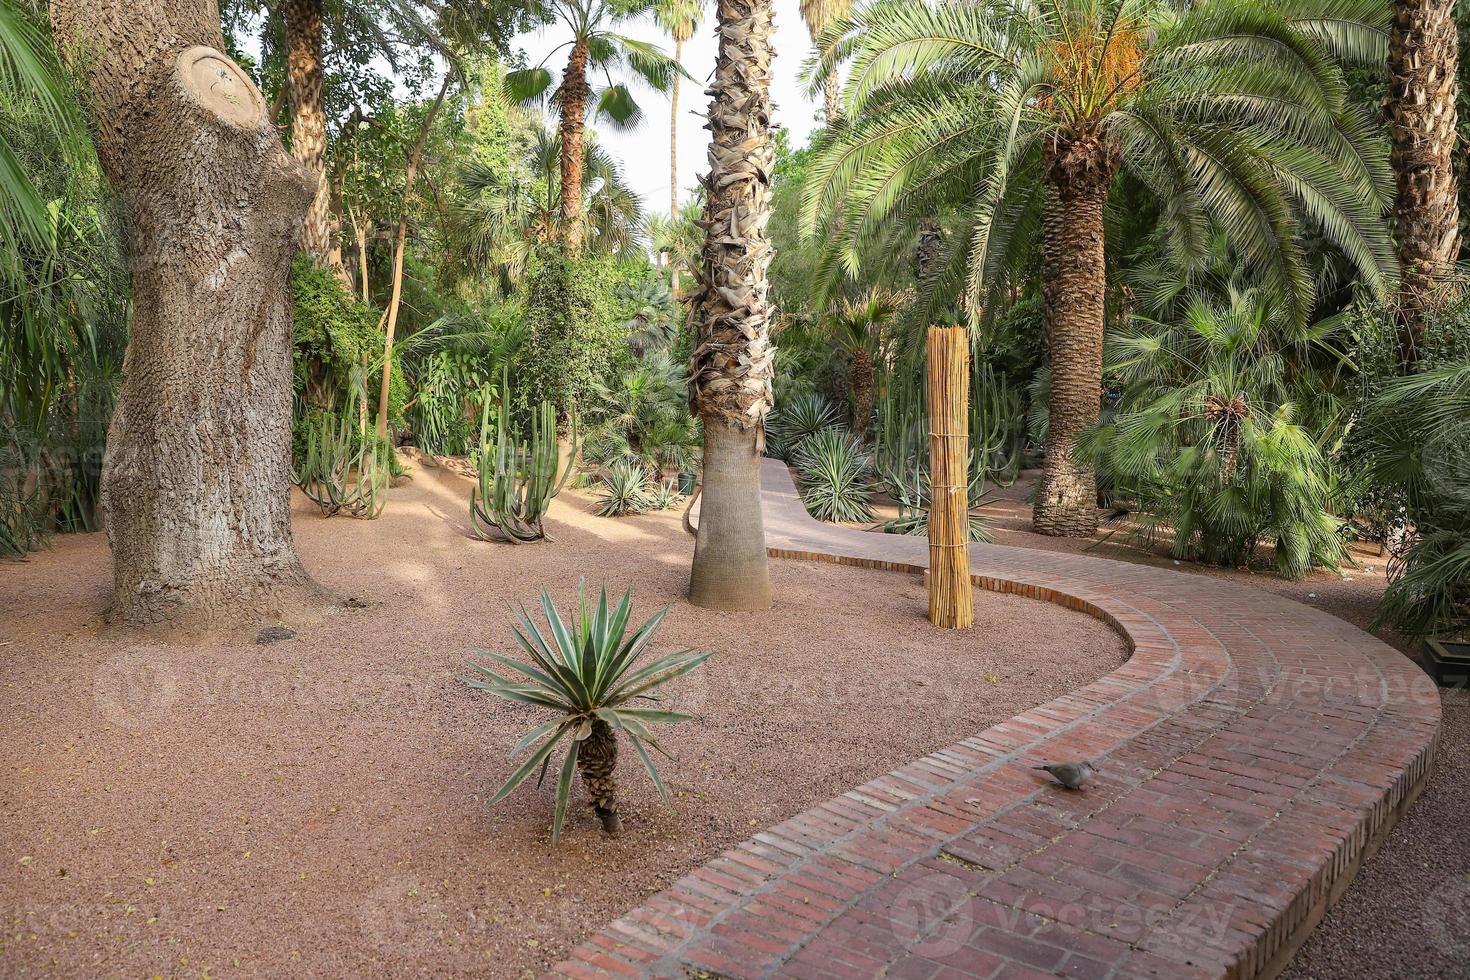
(1032, 760), (1097, 790)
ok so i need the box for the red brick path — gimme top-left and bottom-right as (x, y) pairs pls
(552, 462), (1441, 979)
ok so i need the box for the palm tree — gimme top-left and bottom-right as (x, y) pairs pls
(687, 0), (776, 611)
(453, 126), (647, 291)
(805, 0), (1396, 537)
(507, 0), (680, 252)
(648, 198), (702, 294)
(1387, 0), (1461, 363)
(655, 0), (703, 234)
(798, 0), (850, 125)
(825, 288), (902, 439)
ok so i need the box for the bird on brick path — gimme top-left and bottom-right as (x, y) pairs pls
(1032, 760), (1097, 789)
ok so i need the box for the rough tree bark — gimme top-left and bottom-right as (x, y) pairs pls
(1388, 0), (1461, 362)
(915, 220), (943, 282)
(1033, 134), (1116, 538)
(284, 0), (337, 269)
(559, 40), (590, 253)
(688, 0), (777, 611)
(50, 0), (328, 625)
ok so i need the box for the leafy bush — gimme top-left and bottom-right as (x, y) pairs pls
(292, 255), (381, 406)
(1084, 290), (1346, 578)
(595, 459), (654, 517)
(793, 428), (874, 523)
(516, 251), (627, 422)
(459, 585), (712, 843)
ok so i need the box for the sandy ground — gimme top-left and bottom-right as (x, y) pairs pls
(0, 458), (1126, 979)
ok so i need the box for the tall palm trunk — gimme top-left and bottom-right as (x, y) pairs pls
(689, 0), (777, 611)
(850, 347), (874, 439)
(51, 0), (328, 625)
(284, 0), (335, 267)
(823, 74), (840, 126)
(669, 36), (683, 291)
(1388, 0), (1461, 363)
(1033, 134), (1116, 538)
(560, 40), (590, 253)
(915, 220), (943, 281)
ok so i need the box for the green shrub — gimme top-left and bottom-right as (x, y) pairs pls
(516, 251), (628, 422)
(459, 585), (712, 843)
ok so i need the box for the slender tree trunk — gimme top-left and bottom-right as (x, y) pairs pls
(850, 347), (874, 440)
(560, 40), (590, 253)
(284, 0), (337, 268)
(915, 220), (943, 282)
(688, 0), (777, 611)
(376, 77), (451, 436)
(669, 36), (682, 292)
(1388, 0), (1461, 363)
(51, 0), (328, 626)
(823, 73), (840, 127)
(1033, 135), (1116, 538)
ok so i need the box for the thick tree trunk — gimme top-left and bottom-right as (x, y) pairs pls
(376, 77), (451, 436)
(688, 0), (777, 610)
(1388, 0), (1461, 362)
(1033, 135), (1116, 538)
(284, 0), (336, 268)
(560, 40), (590, 253)
(51, 0), (328, 625)
(690, 420), (772, 610)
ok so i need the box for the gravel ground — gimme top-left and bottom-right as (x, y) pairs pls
(0, 458), (1125, 978)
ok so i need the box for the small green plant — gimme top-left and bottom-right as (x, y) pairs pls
(460, 585), (712, 844)
(647, 480), (683, 511)
(293, 406), (391, 519)
(793, 428), (874, 523)
(471, 366), (578, 543)
(595, 458), (654, 516)
(767, 392), (839, 460)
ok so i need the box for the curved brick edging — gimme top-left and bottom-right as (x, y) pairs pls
(552, 461), (1441, 979)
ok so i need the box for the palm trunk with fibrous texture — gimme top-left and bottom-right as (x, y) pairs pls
(915, 220), (943, 282)
(1388, 0), (1461, 363)
(849, 347), (874, 440)
(578, 720), (622, 832)
(1033, 134), (1117, 538)
(50, 0), (330, 626)
(560, 40), (590, 253)
(687, 0), (777, 611)
(284, 0), (336, 268)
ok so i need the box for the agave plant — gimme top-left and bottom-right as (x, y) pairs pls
(460, 585), (712, 844)
(793, 428), (874, 523)
(647, 480), (683, 511)
(595, 458), (654, 516)
(767, 392), (841, 461)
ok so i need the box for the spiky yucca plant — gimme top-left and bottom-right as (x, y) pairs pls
(461, 586), (712, 844)
(793, 428), (874, 522)
(595, 458), (654, 516)
(767, 392), (840, 460)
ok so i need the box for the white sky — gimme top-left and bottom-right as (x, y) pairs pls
(511, 0), (822, 217)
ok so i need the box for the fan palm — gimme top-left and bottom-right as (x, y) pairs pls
(506, 0), (682, 251)
(824, 287), (903, 439)
(454, 126), (647, 290)
(804, 0), (1397, 538)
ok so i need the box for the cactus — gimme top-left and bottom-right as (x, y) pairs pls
(294, 405), (390, 520)
(470, 366), (577, 543)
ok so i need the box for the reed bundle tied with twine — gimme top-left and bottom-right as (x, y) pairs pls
(926, 326), (974, 629)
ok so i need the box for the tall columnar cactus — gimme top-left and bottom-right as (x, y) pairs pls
(470, 367), (577, 543)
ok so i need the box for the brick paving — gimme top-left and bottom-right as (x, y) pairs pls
(551, 462), (1441, 979)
